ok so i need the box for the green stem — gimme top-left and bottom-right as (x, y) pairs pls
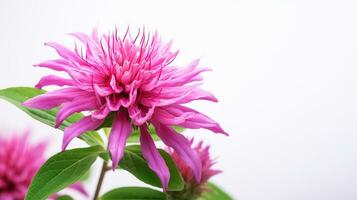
(93, 161), (108, 200)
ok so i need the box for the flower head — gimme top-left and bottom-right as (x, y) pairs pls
(0, 132), (46, 200)
(0, 131), (88, 200)
(23, 27), (227, 190)
(167, 138), (221, 199)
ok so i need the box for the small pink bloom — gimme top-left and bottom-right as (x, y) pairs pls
(168, 138), (221, 184)
(23, 27), (227, 190)
(167, 138), (221, 198)
(0, 131), (88, 200)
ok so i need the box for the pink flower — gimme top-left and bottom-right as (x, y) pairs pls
(0, 132), (46, 200)
(0, 131), (88, 200)
(23, 27), (227, 190)
(169, 138), (221, 184)
(167, 138), (221, 199)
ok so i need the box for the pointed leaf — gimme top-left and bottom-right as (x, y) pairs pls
(100, 187), (167, 200)
(199, 182), (233, 200)
(25, 146), (104, 200)
(0, 87), (104, 147)
(56, 195), (74, 200)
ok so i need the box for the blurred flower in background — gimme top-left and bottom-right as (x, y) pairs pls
(0, 130), (88, 200)
(167, 138), (221, 200)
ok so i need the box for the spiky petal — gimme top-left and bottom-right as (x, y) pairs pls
(140, 124), (170, 191)
(108, 110), (132, 170)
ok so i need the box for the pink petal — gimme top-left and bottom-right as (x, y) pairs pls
(140, 84), (204, 107)
(35, 75), (74, 89)
(94, 84), (113, 96)
(23, 88), (88, 110)
(120, 82), (138, 108)
(35, 59), (72, 72)
(45, 42), (85, 64)
(108, 111), (132, 169)
(153, 122), (202, 182)
(157, 105), (227, 135)
(55, 97), (97, 128)
(176, 88), (218, 104)
(160, 59), (210, 87)
(128, 104), (156, 126)
(151, 108), (185, 125)
(110, 75), (123, 93)
(69, 32), (92, 45)
(91, 105), (111, 120)
(140, 124), (170, 191)
(68, 182), (89, 197)
(178, 106), (227, 135)
(62, 116), (104, 150)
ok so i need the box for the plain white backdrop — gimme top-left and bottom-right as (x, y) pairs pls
(0, 0), (356, 199)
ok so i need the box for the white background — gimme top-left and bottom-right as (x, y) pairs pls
(0, 1), (356, 200)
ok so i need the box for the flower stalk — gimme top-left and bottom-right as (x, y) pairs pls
(93, 161), (109, 200)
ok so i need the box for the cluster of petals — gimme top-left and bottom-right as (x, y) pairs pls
(168, 138), (221, 184)
(166, 138), (221, 199)
(23, 27), (227, 190)
(0, 131), (88, 200)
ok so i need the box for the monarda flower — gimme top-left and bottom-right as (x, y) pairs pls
(23, 27), (227, 190)
(167, 138), (221, 199)
(0, 131), (88, 200)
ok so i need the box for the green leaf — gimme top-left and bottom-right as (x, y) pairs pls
(25, 146), (104, 200)
(116, 145), (184, 191)
(56, 195), (74, 200)
(100, 187), (167, 200)
(199, 182), (233, 200)
(0, 87), (104, 147)
(79, 168), (91, 182)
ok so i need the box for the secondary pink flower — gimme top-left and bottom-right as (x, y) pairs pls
(0, 132), (46, 200)
(23, 27), (227, 190)
(0, 131), (88, 200)
(167, 138), (221, 199)
(169, 138), (221, 184)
